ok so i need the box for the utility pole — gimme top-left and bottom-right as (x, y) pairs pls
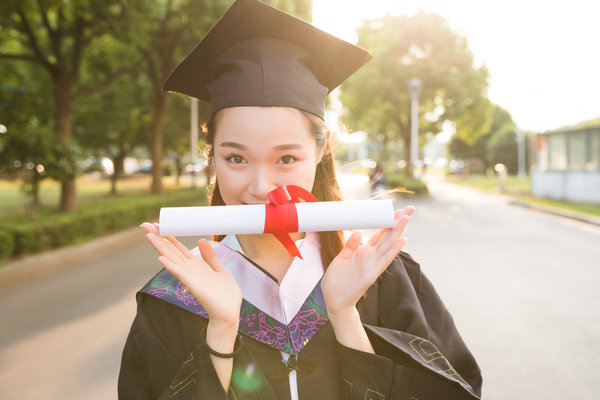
(408, 77), (422, 179)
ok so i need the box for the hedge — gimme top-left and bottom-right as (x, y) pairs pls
(0, 228), (14, 261)
(386, 173), (429, 196)
(0, 187), (207, 260)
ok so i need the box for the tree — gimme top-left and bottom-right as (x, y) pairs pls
(340, 12), (491, 177)
(0, 0), (140, 211)
(126, 0), (313, 194)
(449, 104), (516, 173)
(73, 71), (151, 194)
(0, 44), (55, 208)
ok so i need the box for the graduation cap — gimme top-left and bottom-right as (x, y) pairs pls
(162, 0), (372, 119)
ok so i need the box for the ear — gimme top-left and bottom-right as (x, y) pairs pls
(317, 130), (330, 164)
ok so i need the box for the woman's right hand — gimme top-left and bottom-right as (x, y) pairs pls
(141, 223), (242, 327)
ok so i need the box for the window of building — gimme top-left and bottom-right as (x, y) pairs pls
(568, 132), (587, 170)
(588, 130), (600, 172)
(548, 134), (567, 170)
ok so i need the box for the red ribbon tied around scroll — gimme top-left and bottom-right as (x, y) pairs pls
(263, 185), (318, 259)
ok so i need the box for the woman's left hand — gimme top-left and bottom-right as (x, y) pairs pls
(321, 206), (415, 319)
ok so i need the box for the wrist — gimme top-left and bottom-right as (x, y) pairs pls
(206, 319), (239, 353)
(327, 306), (360, 325)
(327, 307), (374, 353)
(208, 316), (240, 332)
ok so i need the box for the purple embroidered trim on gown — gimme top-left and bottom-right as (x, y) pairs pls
(141, 268), (328, 354)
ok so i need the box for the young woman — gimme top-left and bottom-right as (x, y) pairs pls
(118, 1), (482, 399)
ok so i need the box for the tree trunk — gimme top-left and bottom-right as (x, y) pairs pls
(31, 171), (40, 209)
(175, 153), (183, 186)
(150, 93), (171, 194)
(111, 152), (125, 195)
(55, 82), (77, 212)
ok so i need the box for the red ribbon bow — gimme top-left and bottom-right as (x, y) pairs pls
(263, 185), (318, 259)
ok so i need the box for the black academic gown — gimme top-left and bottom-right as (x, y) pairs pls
(118, 251), (482, 399)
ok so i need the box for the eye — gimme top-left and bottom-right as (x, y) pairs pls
(278, 155), (297, 165)
(226, 154), (247, 164)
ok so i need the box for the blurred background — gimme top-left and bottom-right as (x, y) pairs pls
(1, 0), (599, 399)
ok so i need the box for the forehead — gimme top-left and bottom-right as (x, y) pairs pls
(214, 106), (315, 147)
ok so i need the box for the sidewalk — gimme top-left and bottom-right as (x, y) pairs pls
(509, 197), (600, 227)
(433, 174), (600, 227)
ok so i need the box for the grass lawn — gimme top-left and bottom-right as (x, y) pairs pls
(444, 173), (600, 218)
(515, 196), (600, 218)
(444, 173), (531, 195)
(0, 174), (203, 218)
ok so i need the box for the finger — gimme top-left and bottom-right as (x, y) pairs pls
(368, 209), (408, 246)
(379, 237), (408, 268)
(141, 222), (158, 235)
(165, 236), (194, 259)
(157, 255), (188, 281)
(198, 239), (225, 272)
(336, 231), (362, 261)
(145, 232), (188, 265)
(367, 227), (388, 246)
(403, 206), (416, 216)
(377, 215), (410, 254)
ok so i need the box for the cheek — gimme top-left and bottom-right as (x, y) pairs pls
(290, 161), (319, 191)
(215, 161), (243, 203)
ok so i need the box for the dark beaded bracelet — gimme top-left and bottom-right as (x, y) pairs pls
(206, 334), (244, 358)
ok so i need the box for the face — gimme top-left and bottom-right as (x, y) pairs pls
(213, 106), (325, 205)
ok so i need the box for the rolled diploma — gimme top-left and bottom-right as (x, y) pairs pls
(159, 199), (394, 236)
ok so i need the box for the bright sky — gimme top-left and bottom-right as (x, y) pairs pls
(313, 0), (600, 133)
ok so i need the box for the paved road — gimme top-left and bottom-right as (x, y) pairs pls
(0, 174), (599, 399)
(401, 176), (600, 400)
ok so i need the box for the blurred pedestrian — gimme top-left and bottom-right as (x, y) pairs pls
(369, 162), (387, 196)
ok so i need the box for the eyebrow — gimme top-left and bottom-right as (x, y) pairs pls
(219, 142), (303, 151)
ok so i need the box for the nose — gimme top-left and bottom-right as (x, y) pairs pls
(247, 166), (278, 202)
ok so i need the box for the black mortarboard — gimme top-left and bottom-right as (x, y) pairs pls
(162, 0), (372, 119)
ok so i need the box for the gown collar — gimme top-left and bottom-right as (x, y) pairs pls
(141, 232), (329, 354)
(218, 232), (324, 324)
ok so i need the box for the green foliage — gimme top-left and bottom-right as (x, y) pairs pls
(0, 228), (15, 261)
(340, 12), (491, 172)
(0, 187), (207, 258)
(574, 117), (600, 130)
(486, 124), (519, 174)
(385, 173), (429, 196)
(449, 104), (517, 173)
(0, 0), (144, 210)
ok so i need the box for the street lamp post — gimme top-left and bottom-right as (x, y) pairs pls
(190, 97), (199, 188)
(408, 77), (422, 179)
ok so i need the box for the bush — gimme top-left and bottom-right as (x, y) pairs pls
(0, 228), (15, 260)
(0, 187), (207, 259)
(385, 173), (429, 196)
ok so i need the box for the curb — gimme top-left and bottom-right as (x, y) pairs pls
(439, 178), (600, 227)
(509, 198), (600, 227)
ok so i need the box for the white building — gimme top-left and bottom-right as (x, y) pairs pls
(531, 125), (600, 203)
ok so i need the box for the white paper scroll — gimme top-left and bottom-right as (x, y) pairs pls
(159, 200), (394, 236)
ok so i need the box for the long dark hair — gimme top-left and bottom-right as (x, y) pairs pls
(203, 108), (345, 269)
